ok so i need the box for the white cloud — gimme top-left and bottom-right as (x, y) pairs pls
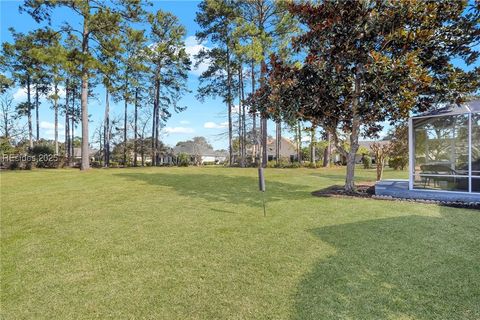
(40, 121), (64, 130)
(42, 129), (65, 141)
(184, 35), (210, 77)
(163, 126), (194, 134)
(204, 121), (228, 129)
(179, 120), (190, 125)
(12, 85), (66, 103)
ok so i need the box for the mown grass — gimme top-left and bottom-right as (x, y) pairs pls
(1, 166), (479, 319)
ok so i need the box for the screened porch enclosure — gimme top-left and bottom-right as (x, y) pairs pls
(410, 100), (480, 194)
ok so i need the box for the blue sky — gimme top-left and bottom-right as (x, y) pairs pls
(1, 1), (478, 149)
(0, 0), (265, 150)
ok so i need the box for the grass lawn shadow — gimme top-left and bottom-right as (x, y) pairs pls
(292, 208), (480, 320)
(114, 172), (310, 207)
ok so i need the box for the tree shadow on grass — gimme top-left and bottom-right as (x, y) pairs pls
(114, 172), (310, 207)
(292, 208), (480, 320)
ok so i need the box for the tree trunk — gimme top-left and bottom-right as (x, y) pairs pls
(226, 48), (233, 166)
(71, 87), (75, 166)
(297, 122), (302, 162)
(134, 88), (138, 167)
(35, 86), (39, 142)
(155, 80), (160, 166)
(344, 65), (362, 192)
(141, 133), (145, 166)
(104, 87), (110, 167)
(54, 82), (58, 154)
(80, 15), (90, 171)
(251, 60), (257, 165)
(345, 151), (357, 192)
(2, 101), (8, 139)
(27, 74), (33, 149)
(276, 121), (281, 164)
(323, 132), (331, 167)
(123, 99), (128, 166)
(123, 74), (129, 166)
(241, 67), (246, 167)
(310, 127), (316, 167)
(238, 72), (242, 166)
(260, 59), (267, 168)
(377, 159), (384, 181)
(151, 82), (157, 167)
(65, 79), (69, 161)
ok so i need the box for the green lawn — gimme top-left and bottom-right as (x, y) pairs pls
(1, 167), (479, 319)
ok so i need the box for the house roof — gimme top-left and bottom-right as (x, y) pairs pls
(358, 140), (390, 150)
(73, 147), (98, 158)
(412, 99), (480, 118)
(266, 137), (297, 156)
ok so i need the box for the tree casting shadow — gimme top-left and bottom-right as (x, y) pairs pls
(292, 209), (480, 319)
(114, 172), (310, 207)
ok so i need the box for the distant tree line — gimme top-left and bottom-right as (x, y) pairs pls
(1, 0), (478, 193)
(1, 0), (191, 169)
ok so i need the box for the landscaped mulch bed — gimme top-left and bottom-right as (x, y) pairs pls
(311, 183), (480, 210)
(311, 183), (375, 199)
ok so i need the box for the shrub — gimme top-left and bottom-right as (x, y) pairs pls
(7, 161), (20, 170)
(306, 161), (317, 168)
(109, 161), (119, 168)
(362, 155), (372, 169)
(288, 162), (302, 168)
(91, 161), (102, 168)
(29, 144), (57, 168)
(389, 156), (408, 170)
(177, 153), (190, 167)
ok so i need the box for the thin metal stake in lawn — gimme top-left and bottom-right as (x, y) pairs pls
(258, 167), (266, 217)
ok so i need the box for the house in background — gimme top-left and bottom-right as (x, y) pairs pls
(266, 137), (298, 162)
(173, 141), (227, 165)
(73, 147), (98, 163)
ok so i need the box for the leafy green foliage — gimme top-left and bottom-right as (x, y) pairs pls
(177, 152), (190, 167)
(362, 155), (373, 170)
(247, 0), (479, 190)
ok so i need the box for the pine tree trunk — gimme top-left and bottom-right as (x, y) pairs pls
(54, 82), (58, 154)
(241, 67), (246, 167)
(151, 91), (157, 166)
(251, 60), (257, 165)
(123, 98), (128, 166)
(226, 48), (233, 166)
(134, 88), (138, 167)
(80, 15), (90, 171)
(141, 133), (145, 166)
(71, 87), (75, 166)
(35, 86), (39, 142)
(27, 74), (33, 149)
(153, 76), (160, 166)
(260, 59), (267, 168)
(155, 84), (160, 166)
(151, 83), (157, 167)
(104, 87), (110, 167)
(65, 79), (69, 161)
(238, 73), (242, 167)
